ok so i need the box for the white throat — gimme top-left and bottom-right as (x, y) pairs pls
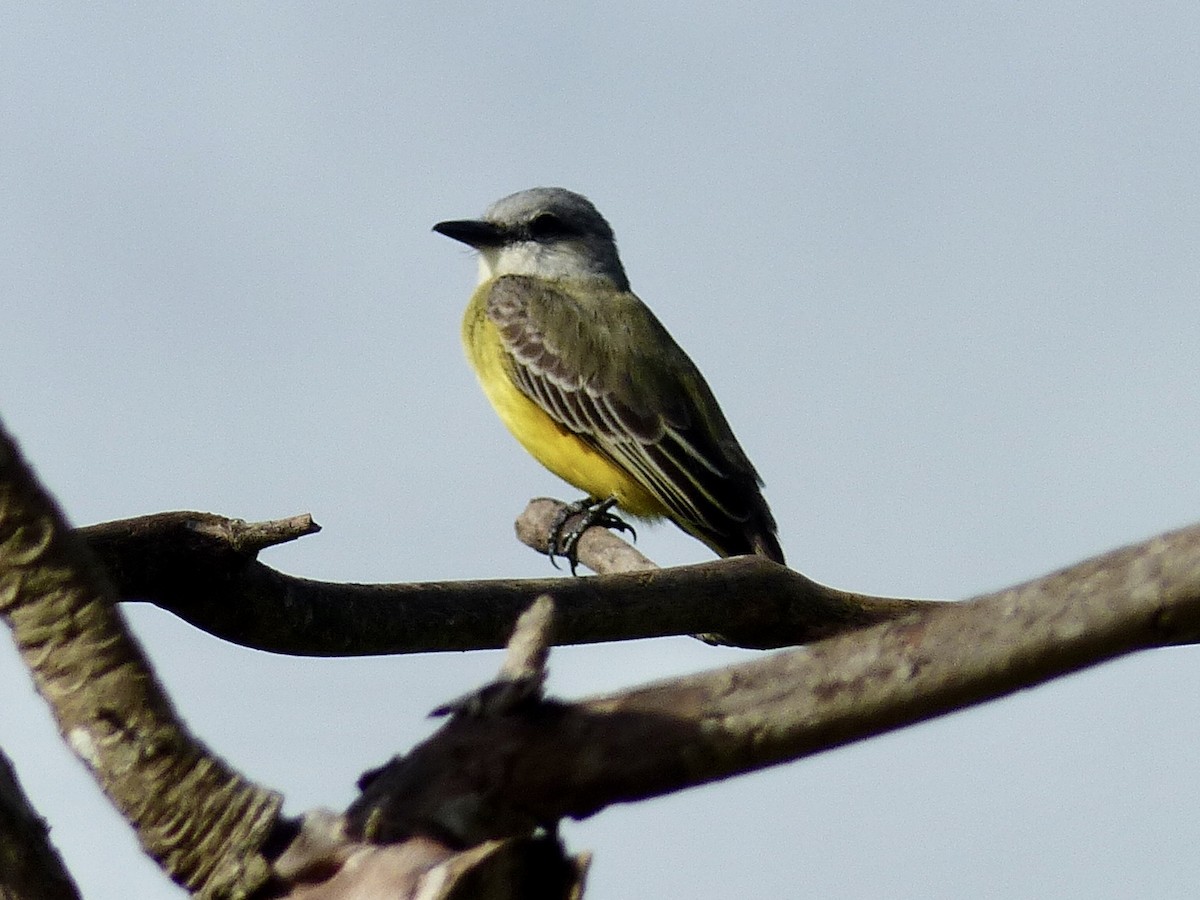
(477, 240), (621, 287)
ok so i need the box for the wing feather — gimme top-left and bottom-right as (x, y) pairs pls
(485, 275), (781, 559)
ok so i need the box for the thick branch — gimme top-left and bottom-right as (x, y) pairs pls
(78, 512), (923, 654)
(347, 522), (1200, 840)
(0, 421), (283, 899)
(269, 609), (586, 900)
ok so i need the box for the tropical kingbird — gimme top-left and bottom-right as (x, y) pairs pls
(434, 187), (785, 565)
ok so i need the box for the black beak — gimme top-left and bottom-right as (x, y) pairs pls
(432, 218), (507, 249)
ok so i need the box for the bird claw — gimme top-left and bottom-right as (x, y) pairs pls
(548, 497), (637, 574)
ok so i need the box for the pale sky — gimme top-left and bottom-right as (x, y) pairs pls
(2, 5), (1199, 898)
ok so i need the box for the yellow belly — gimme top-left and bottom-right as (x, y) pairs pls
(463, 298), (666, 519)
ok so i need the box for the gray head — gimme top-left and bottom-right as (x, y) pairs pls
(433, 187), (630, 290)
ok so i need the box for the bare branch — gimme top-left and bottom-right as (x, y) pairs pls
(268, 604), (584, 900)
(346, 522), (1200, 840)
(0, 748), (81, 900)
(272, 833), (584, 900)
(0, 421), (284, 899)
(515, 498), (657, 574)
(11, 409), (1200, 896)
(78, 512), (924, 654)
(431, 595), (557, 719)
(497, 594), (556, 682)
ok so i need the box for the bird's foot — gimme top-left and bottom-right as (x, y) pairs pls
(548, 497), (637, 574)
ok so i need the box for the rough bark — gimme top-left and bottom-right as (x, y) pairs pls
(0, 420), (284, 899)
(347, 522), (1200, 842)
(7, 410), (1200, 897)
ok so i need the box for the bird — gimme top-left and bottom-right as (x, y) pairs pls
(434, 187), (784, 567)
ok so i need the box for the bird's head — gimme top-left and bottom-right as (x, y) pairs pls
(434, 187), (630, 290)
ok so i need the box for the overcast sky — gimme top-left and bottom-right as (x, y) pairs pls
(2, 4), (1199, 898)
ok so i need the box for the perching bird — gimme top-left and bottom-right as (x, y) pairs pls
(434, 187), (784, 566)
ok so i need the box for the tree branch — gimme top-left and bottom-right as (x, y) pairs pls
(346, 522), (1200, 841)
(0, 748), (81, 900)
(10, 410), (1200, 894)
(514, 498), (657, 574)
(0, 420), (284, 899)
(78, 511), (924, 654)
(266, 602), (586, 900)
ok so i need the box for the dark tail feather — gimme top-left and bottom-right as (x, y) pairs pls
(698, 507), (785, 565)
(741, 491), (785, 565)
(750, 528), (786, 565)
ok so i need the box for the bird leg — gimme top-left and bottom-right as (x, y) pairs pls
(548, 497), (637, 574)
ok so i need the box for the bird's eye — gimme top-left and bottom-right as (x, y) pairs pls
(528, 212), (568, 240)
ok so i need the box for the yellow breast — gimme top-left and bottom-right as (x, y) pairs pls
(462, 287), (666, 518)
